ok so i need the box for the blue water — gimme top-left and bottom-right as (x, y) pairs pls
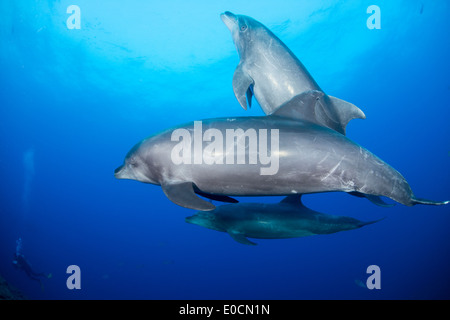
(0, 0), (449, 300)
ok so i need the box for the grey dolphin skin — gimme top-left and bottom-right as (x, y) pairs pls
(114, 94), (448, 211)
(186, 195), (383, 245)
(220, 11), (365, 135)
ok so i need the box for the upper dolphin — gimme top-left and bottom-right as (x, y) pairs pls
(186, 195), (383, 245)
(220, 11), (365, 135)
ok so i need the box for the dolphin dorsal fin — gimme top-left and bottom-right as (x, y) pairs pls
(327, 95), (366, 135)
(272, 90), (324, 122)
(272, 91), (365, 135)
(280, 194), (304, 206)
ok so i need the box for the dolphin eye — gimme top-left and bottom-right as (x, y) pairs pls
(240, 24), (247, 31)
(128, 157), (137, 166)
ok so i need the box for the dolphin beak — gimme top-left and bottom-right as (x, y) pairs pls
(114, 165), (126, 179)
(185, 215), (200, 225)
(220, 11), (237, 31)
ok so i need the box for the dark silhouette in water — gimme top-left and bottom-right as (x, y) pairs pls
(0, 273), (26, 300)
(12, 239), (51, 290)
(186, 195), (384, 245)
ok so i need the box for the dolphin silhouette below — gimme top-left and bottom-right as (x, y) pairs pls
(186, 195), (383, 245)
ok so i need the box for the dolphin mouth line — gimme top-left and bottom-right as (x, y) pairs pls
(114, 165), (126, 179)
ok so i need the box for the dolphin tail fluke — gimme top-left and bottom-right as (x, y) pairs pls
(411, 197), (450, 206)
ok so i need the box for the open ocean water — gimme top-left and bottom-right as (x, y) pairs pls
(0, 0), (449, 301)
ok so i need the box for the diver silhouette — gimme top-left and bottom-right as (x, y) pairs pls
(12, 238), (51, 290)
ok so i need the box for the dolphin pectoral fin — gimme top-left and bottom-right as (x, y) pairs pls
(161, 181), (216, 211)
(232, 63), (254, 110)
(358, 217), (386, 228)
(228, 231), (257, 245)
(348, 192), (395, 208)
(327, 96), (366, 135)
(194, 188), (239, 204)
(246, 86), (253, 109)
(365, 195), (395, 208)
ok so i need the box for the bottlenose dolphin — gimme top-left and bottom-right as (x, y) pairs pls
(114, 92), (448, 210)
(186, 195), (383, 245)
(220, 11), (365, 135)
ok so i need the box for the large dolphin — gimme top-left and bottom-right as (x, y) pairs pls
(220, 11), (365, 135)
(186, 195), (383, 245)
(114, 92), (448, 210)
